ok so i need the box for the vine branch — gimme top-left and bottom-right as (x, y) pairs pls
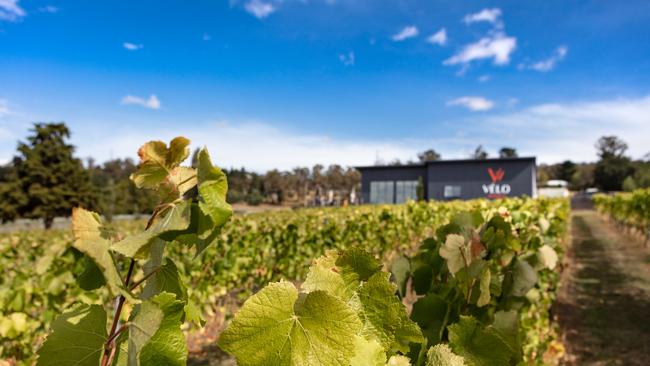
(100, 206), (162, 366)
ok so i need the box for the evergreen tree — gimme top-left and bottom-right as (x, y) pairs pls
(498, 147), (518, 158)
(472, 145), (488, 159)
(1, 123), (97, 228)
(418, 149), (441, 162)
(593, 135), (634, 191)
(556, 160), (577, 182)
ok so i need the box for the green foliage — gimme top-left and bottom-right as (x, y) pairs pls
(301, 250), (423, 354)
(218, 281), (362, 366)
(27, 136), (233, 365)
(594, 135), (634, 191)
(0, 123), (97, 228)
(128, 292), (187, 366)
(418, 149), (441, 162)
(498, 147), (517, 158)
(447, 316), (512, 366)
(2, 191), (568, 365)
(426, 344), (466, 366)
(36, 304), (107, 366)
(219, 198), (569, 366)
(88, 158), (158, 219)
(593, 188), (650, 238)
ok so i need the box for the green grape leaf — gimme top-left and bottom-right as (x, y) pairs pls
(411, 293), (448, 345)
(302, 250), (355, 300)
(71, 208), (136, 302)
(476, 268), (491, 307)
(303, 250), (423, 354)
(111, 200), (192, 260)
(358, 272), (424, 354)
(218, 281), (362, 366)
(159, 166), (198, 203)
(387, 355), (412, 365)
(45, 272), (74, 296)
(481, 216), (515, 252)
(0, 312), (29, 339)
(451, 211), (484, 229)
(77, 254), (106, 291)
(410, 244), (444, 295)
(447, 316), (513, 366)
(426, 344), (466, 366)
(538, 217), (550, 233)
(491, 310), (519, 355)
(128, 292), (187, 366)
(351, 336), (386, 366)
(142, 257), (187, 302)
(196, 147), (232, 228)
(35, 254), (54, 275)
(302, 249), (380, 301)
(168, 203), (220, 257)
(439, 234), (470, 276)
(36, 304), (107, 366)
(336, 248), (383, 281)
(537, 245), (558, 270)
(184, 300), (205, 328)
(390, 256), (411, 297)
(131, 137), (191, 190)
(509, 259), (538, 297)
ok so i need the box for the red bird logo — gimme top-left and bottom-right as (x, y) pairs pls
(487, 168), (505, 183)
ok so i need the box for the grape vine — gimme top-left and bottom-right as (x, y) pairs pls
(6, 135), (568, 365)
(218, 204), (568, 365)
(593, 188), (650, 242)
(35, 137), (232, 365)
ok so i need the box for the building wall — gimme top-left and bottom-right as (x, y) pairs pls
(357, 158), (536, 203)
(359, 165), (426, 204)
(426, 159), (535, 200)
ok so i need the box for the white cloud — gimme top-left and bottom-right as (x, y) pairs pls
(506, 97), (519, 107)
(121, 95), (161, 110)
(0, 99), (9, 117)
(391, 26), (418, 42)
(4, 96), (650, 168)
(527, 45), (568, 72)
(38, 5), (58, 13)
(479, 95), (650, 162)
(0, 0), (26, 21)
(64, 121), (424, 172)
(463, 8), (502, 27)
(478, 74), (490, 82)
(338, 51), (355, 66)
(447, 96), (495, 111)
(426, 28), (447, 46)
(123, 42), (143, 51)
(244, 0), (275, 19)
(444, 32), (516, 66)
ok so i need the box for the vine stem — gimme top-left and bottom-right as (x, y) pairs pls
(129, 267), (161, 291)
(100, 206), (162, 366)
(101, 259), (135, 366)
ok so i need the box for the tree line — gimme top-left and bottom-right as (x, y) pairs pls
(538, 136), (650, 191)
(1, 123), (648, 228)
(0, 123), (363, 228)
(384, 145), (519, 165)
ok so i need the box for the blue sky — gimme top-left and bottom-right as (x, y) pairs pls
(1, 0), (650, 171)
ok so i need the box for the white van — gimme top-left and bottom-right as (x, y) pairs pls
(538, 180), (570, 198)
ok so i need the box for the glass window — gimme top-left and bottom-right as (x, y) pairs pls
(444, 185), (461, 199)
(370, 181), (394, 204)
(395, 180), (418, 203)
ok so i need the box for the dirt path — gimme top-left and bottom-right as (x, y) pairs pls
(557, 210), (650, 365)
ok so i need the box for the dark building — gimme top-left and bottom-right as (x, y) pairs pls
(356, 157), (537, 203)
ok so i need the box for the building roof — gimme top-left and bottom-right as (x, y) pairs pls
(355, 156), (536, 170)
